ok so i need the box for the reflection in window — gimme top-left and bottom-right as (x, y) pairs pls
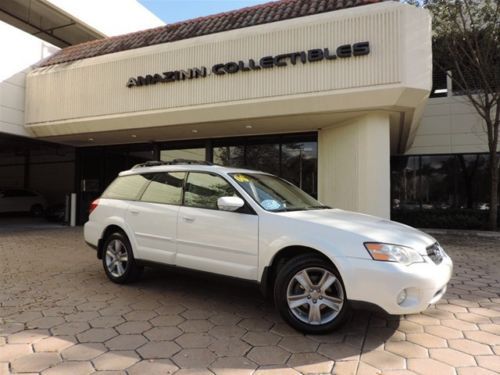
(391, 156), (420, 210)
(161, 148), (205, 162)
(245, 144), (280, 175)
(102, 174), (152, 201)
(213, 146), (245, 167)
(282, 142), (317, 197)
(184, 173), (235, 209)
(141, 172), (185, 205)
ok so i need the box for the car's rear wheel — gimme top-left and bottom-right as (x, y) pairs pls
(102, 232), (142, 284)
(274, 254), (349, 333)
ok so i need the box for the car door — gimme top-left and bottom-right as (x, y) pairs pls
(125, 171), (185, 264)
(176, 171), (259, 280)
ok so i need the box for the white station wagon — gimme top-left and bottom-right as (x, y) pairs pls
(84, 160), (453, 333)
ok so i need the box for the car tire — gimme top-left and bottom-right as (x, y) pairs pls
(30, 204), (44, 217)
(102, 231), (143, 284)
(274, 254), (350, 334)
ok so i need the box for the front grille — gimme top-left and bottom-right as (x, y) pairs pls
(426, 242), (444, 265)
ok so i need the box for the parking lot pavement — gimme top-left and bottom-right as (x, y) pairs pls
(0, 228), (499, 375)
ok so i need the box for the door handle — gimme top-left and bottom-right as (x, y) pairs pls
(182, 216), (195, 223)
(129, 209), (140, 215)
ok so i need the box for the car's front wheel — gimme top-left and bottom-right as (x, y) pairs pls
(102, 232), (142, 284)
(274, 254), (349, 334)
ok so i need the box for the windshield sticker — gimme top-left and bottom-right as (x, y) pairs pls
(234, 174), (250, 183)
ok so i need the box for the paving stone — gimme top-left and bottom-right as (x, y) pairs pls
(181, 310), (215, 320)
(124, 310), (157, 321)
(42, 360), (94, 375)
(238, 318), (273, 332)
(11, 352), (61, 373)
(385, 341), (428, 359)
(149, 315), (185, 327)
(172, 348), (216, 368)
(457, 367), (500, 375)
(178, 320), (214, 333)
(361, 350), (406, 370)
(208, 325), (246, 339)
(208, 338), (251, 357)
(476, 355), (500, 373)
(66, 311), (100, 322)
(242, 331), (280, 346)
(92, 351), (140, 371)
(464, 330), (500, 345)
(89, 316), (125, 328)
(144, 327), (183, 341)
(318, 343), (360, 361)
(279, 336), (319, 353)
(77, 328), (117, 343)
(51, 322), (91, 336)
(0, 344), (32, 362)
(430, 348), (475, 367)
(287, 352), (333, 373)
(176, 332), (213, 348)
(332, 360), (358, 375)
(247, 346), (290, 366)
(254, 366), (300, 375)
(449, 339), (493, 355)
(115, 321), (152, 335)
(127, 359), (179, 375)
(27, 316), (66, 329)
(209, 313), (242, 326)
(154, 305), (186, 315)
(105, 334), (148, 350)
(8, 329), (49, 344)
(408, 358), (455, 375)
(210, 356), (257, 375)
(34, 336), (77, 352)
(406, 333), (447, 348)
(61, 343), (107, 360)
(424, 325), (463, 339)
(137, 341), (181, 359)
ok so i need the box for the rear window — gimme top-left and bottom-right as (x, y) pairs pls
(101, 174), (151, 200)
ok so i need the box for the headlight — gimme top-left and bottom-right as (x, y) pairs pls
(364, 242), (424, 266)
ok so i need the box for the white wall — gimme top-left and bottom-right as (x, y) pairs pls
(0, 21), (59, 138)
(46, 0), (164, 36)
(407, 96), (496, 155)
(318, 113), (391, 218)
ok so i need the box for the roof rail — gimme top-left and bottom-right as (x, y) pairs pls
(132, 159), (213, 169)
(169, 159), (213, 165)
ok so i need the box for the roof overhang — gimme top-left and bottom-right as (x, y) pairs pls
(0, 0), (105, 47)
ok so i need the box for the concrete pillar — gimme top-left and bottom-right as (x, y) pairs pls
(318, 112), (391, 218)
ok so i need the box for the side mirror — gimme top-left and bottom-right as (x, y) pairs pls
(217, 196), (245, 212)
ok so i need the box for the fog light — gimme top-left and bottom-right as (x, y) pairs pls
(397, 289), (407, 305)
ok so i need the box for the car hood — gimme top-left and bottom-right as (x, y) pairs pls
(280, 209), (436, 253)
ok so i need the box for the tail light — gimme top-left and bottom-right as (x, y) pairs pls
(89, 199), (100, 215)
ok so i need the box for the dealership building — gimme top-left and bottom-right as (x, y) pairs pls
(0, 0), (497, 225)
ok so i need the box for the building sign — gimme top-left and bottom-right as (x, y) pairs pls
(126, 42), (370, 88)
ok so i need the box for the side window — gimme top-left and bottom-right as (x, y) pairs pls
(102, 174), (151, 200)
(184, 172), (236, 210)
(141, 172), (186, 205)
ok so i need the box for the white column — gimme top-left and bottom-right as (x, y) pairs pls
(318, 112), (391, 218)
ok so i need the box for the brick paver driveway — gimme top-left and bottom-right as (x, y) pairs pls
(1, 228), (499, 375)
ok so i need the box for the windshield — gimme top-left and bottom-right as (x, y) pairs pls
(230, 173), (330, 212)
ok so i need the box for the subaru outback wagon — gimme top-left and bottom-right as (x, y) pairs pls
(84, 160), (452, 333)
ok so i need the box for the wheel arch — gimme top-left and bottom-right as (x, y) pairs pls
(97, 224), (128, 259)
(260, 245), (340, 298)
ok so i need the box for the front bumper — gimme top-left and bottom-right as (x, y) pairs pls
(336, 254), (453, 315)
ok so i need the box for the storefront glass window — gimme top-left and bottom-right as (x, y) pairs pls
(213, 146), (245, 167)
(281, 142), (317, 198)
(160, 148), (205, 162)
(391, 156), (420, 210)
(245, 144), (280, 175)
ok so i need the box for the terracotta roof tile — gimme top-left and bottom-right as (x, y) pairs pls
(40, 0), (382, 67)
